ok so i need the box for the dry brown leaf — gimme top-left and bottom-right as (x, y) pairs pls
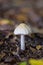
(0, 53), (6, 58)
(0, 41), (3, 45)
(36, 45), (42, 50)
(30, 47), (36, 52)
(0, 19), (13, 25)
(16, 14), (28, 21)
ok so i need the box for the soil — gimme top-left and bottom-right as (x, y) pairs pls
(0, 32), (43, 65)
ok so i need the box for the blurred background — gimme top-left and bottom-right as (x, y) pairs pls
(0, 0), (43, 34)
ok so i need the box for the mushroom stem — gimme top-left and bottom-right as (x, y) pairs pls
(21, 35), (25, 50)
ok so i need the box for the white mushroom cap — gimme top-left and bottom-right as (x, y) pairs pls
(14, 23), (32, 35)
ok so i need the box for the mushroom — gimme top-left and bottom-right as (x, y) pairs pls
(14, 23), (32, 50)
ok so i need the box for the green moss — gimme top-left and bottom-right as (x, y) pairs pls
(19, 61), (27, 65)
(29, 59), (43, 65)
